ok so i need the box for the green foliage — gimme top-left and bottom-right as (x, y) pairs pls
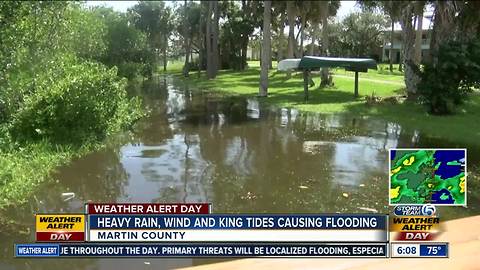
(418, 38), (480, 114)
(10, 55), (142, 144)
(219, 1), (262, 70)
(0, 2), (145, 208)
(68, 5), (108, 61)
(328, 11), (388, 58)
(129, 1), (174, 75)
(94, 7), (153, 79)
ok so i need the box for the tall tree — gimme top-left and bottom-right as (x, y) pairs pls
(338, 11), (388, 57)
(428, 1), (480, 66)
(359, 0), (401, 72)
(206, 0), (219, 79)
(272, 1), (287, 61)
(307, 2), (323, 56)
(159, 6), (173, 72)
(130, 1), (172, 73)
(319, 1), (340, 86)
(286, 1), (296, 79)
(429, 1), (457, 67)
(238, 1), (262, 70)
(399, 2), (421, 96)
(414, 3), (424, 65)
(198, 1), (205, 77)
(183, 0), (190, 77)
(259, 0), (271, 97)
(298, 1), (312, 56)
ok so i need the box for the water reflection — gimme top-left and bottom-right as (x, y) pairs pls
(1, 75), (479, 269)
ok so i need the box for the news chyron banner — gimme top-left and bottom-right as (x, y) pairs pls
(16, 203), (389, 258)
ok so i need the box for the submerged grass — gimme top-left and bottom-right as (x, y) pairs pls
(0, 138), (107, 210)
(168, 60), (480, 146)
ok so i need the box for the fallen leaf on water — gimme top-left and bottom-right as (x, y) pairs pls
(298, 185), (309, 189)
(342, 193), (349, 198)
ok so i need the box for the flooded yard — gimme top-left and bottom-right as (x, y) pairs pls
(1, 76), (478, 269)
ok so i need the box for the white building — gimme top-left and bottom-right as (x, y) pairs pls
(381, 15), (434, 64)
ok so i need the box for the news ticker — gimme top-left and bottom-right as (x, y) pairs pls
(15, 203), (449, 258)
(15, 243), (389, 258)
(14, 242), (449, 258)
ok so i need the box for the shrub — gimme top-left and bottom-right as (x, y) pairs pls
(10, 55), (143, 144)
(418, 38), (480, 114)
(117, 62), (143, 80)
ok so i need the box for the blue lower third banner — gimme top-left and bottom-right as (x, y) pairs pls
(15, 243), (388, 258)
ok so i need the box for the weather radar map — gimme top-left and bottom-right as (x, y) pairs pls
(390, 149), (466, 205)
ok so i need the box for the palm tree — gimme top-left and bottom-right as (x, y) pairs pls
(198, 1), (205, 77)
(382, 1), (402, 72)
(298, 1), (312, 56)
(319, 1), (339, 86)
(414, 2), (424, 65)
(359, 0), (401, 72)
(399, 2), (422, 96)
(206, 0), (219, 79)
(183, 0), (190, 77)
(286, 1), (296, 79)
(259, 0), (271, 97)
(271, 1), (287, 61)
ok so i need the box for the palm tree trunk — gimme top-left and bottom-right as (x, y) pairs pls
(414, 11), (423, 65)
(286, 1), (295, 79)
(183, 0), (190, 77)
(429, 1), (456, 68)
(206, 1), (219, 79)
(309, 23), (318, 56)
(198, 1), (204, 77)
(389, 19), (394, 72)
(277, 12), (287, 61)
(163, 33), (167, 72)
(320, 15), (330, 86)
(259, 0), (271, 97)
(212, 0), (219, 76)
(400, 4), (420, 96)
(300, 13), (306, 56)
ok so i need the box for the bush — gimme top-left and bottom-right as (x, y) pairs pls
(418, 38), (480, 114)
(117, 62), (143, 80)
(10, 55), (143, 144)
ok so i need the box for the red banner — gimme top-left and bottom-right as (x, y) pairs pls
(395, 231), (438, 241)
(36, 232), (85, 242)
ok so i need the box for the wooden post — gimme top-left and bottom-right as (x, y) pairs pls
(303, 69), (309, 101)
(354, 71), (359, 97)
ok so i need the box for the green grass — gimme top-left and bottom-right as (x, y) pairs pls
(0, 138), (110, 210)
(0, 142), (73, 209)
(169, 61), (480, 146)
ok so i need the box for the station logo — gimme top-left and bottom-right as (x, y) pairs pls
(390, 205), (442, 241)
(393, 205), (436, 217)
(36, 214), (85, 242)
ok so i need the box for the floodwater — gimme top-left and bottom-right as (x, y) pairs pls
(0, 76), (478, 269)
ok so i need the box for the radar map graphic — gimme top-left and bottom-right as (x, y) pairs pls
(390, 149), (466, 205)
